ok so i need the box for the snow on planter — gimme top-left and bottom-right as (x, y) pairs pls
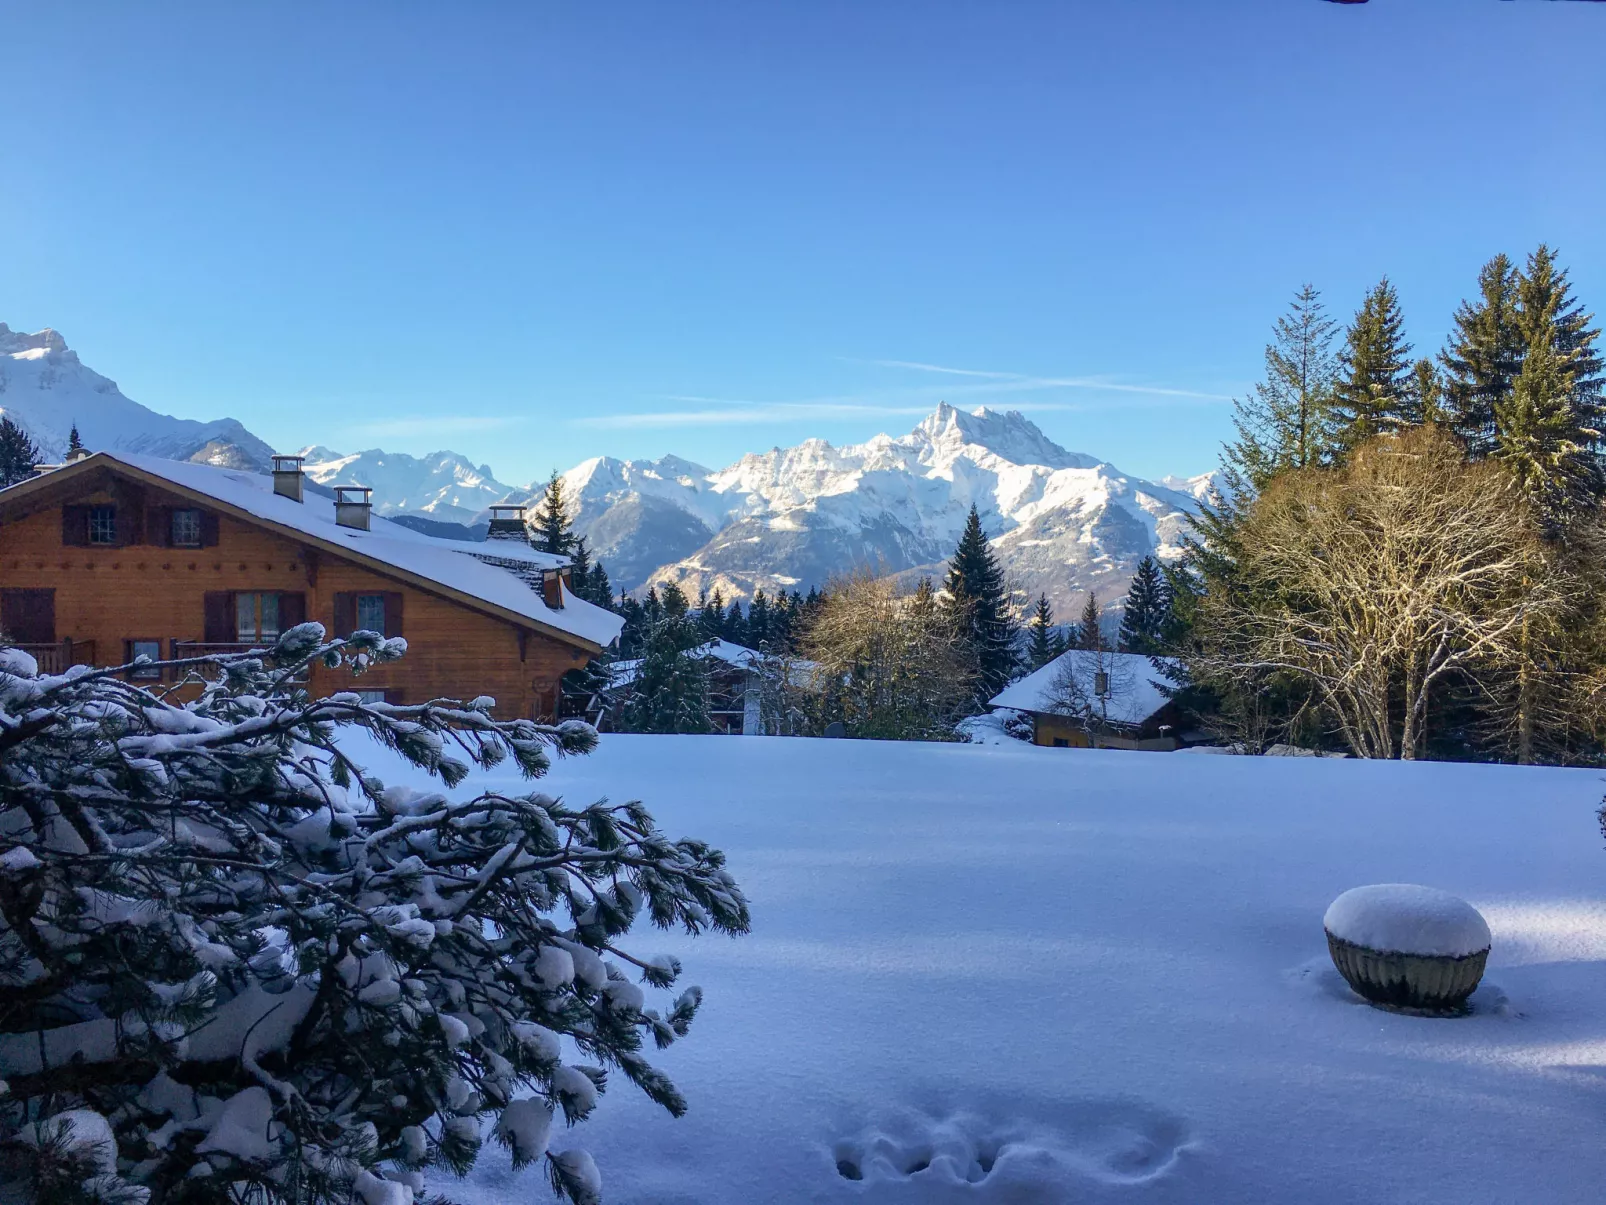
(1323, 884), (1491, 1013)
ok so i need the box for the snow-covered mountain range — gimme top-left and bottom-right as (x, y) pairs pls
(1, 324), (1211, 611)
(557, 404), (1203, 612)
(0, 324), (274, 469)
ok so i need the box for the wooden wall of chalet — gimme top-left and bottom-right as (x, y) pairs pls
(0, 478), (587, 719)
(1029, 712), (1178, 752)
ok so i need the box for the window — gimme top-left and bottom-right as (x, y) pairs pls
(355, 594), (386, 633)
(1052, 737), (1069, 748)
(171, 509), (203, 547)
(88, 505), (117, 545)
(235, 592), (282, 643)
(127, 639), (162, 680)
(355, 690), (389, 704)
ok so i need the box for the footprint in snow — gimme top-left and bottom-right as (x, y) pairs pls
(830, 1099), (1191, 1194)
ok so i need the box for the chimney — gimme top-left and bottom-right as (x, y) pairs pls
(486, 504), (530, 542)
(272, 454), (306, 502)
(334, 485), (373, 531)
(541, 567), (566, 610)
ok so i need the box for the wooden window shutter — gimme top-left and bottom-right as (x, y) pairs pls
(333, 592), (356, 638)
(382, 592), (404, 639)
(203, 592), (235, 643)
(200, 511), (221, 548)
(384, 689), (405, 705)
(278, 592), (307, 631)
(61, 505), (90, 547)
(149, 507), (173, 548)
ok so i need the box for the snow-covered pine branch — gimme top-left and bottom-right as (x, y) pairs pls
(0, 624), (749, 1205)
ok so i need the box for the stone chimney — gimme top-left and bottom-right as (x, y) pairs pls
(486, 504), (530, 542)
(272, 454), (305, 502)
(333, 485), (373, 531)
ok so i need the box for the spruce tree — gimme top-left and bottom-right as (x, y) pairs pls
(1119, 556), (1169, 653)
(1330, 278), (1414, 457)
(66, 422), (86, 458)
(0, 414), (41, 487)
(0, 627), (746, 1205)
(1515, 245), (1604, 467)
(1027, 594), (1056, 668)
(723, 598), (747, 647)
(1076, 592), (1103, 651)
(1412, 358), (1446, 427)
(700, 587), (727, 641)
(942, 506), (1019, 700)
(1495, 304), (1595, 531)
(1225, 284), (1340, 487)
(621, 583), (712, 734)
(1441, 253), (1523, 456)
(588, 560), (613, 610)
(747, 589), (771, 650)
(533, 470), (575, 556)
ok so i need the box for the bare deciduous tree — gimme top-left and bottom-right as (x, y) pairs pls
(1190, 426), (1568, 760)
(801, 568), (978, 740)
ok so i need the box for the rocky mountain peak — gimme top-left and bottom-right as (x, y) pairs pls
(0, 324), (70, 357)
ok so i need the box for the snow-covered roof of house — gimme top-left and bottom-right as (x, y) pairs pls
(2, 451), (623, 651)
(989, 649), (1173, 728)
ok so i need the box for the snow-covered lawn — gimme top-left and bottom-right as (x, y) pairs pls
(371, 735), (1606, 1203)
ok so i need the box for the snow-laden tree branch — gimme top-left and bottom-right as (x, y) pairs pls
(0, 625), (749, 1205)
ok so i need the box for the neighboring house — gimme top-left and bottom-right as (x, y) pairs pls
(989, 649), (1184, 751)
(603, 639), (811, 734)
(0, 451), (621, 718)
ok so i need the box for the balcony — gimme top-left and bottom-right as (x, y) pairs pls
(5, 639), (96, 675)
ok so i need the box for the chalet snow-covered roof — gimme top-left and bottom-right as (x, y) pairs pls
(5, 451), (623, 651)
(989, 649), (1173, 728)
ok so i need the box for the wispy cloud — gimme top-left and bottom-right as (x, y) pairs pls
(345, 416), (527, 438)
(578, 360), (1234, 430)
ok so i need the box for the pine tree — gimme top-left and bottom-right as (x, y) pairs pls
(588, 560), (613, 610)
(1496, 305), (1594, 531)
(616, 590), (646, 659)
(1119, 556), (1169, 653)
(1076, 592), (1103, 651)
(1027, 594), (1056, 668)
(1514, 246), (1604, 469)
(0, 627), (747, 1205)
(747, 589), (771, 650)
(1225, 284), (1340, 487)
(1441, 253), (1523, 457)
(621, 583), (712, 734)
(1412, 358), (1446, 427)
(66, 423), (86, 458)
(533, 470), (575, 556)
(942, 506), (1019, 700)
(1330, 278), (1414, 457)
(700, 587), (727, 641)
(723, 598), (747, 647)
(0, 414), (41, 487)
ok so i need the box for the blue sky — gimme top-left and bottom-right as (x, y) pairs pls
(3, 0), (1603, 485)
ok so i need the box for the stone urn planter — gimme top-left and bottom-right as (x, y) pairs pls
(1323, 884), (1491, 1014)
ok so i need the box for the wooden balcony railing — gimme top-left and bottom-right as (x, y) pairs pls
(5, 640), (95, 675)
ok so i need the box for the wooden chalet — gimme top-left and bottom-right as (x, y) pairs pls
(0, 451), (622, 717)
(989, 649), (1185, 751)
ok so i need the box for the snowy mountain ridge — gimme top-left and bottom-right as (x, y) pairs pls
(0, 323), (274, 470)
(0, 324), (1206, 611)
(556, 402), (1203, 611)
